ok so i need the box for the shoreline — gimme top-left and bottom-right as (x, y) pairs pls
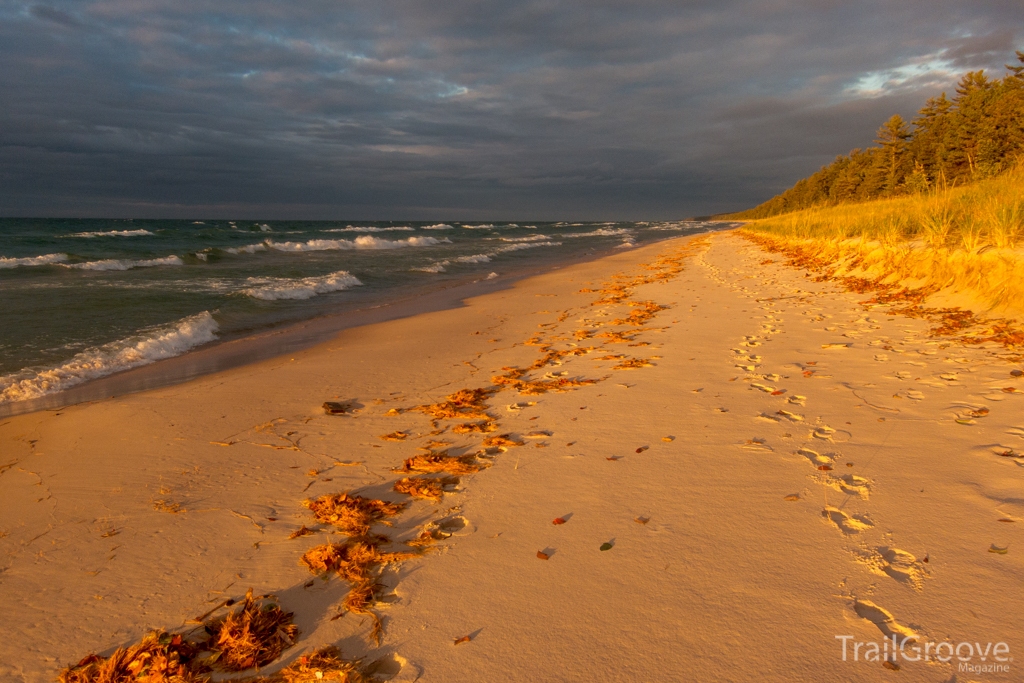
(2, 230), (1021, 683)
(0, 232), (709, 419)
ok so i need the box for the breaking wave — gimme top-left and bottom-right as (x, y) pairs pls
(0, 311), (220, 404)
(562, 228), (631, 238)
(323, 226), (416, 233)
(421, 224), (454, 230)
(241, 270), (363, 301)
(66, 229), (155, 238)
(0, 253), (69, 269)
(65, 256), (184, 271)
(499, 234), (552, 242)
(264, 236), (449, 251)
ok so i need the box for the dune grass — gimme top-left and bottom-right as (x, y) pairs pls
(738, 165), (1024, 315)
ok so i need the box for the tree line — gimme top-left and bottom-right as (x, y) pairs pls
(736, 51), (1024, 219)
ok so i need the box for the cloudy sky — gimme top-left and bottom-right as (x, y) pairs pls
(0, 1), (1020, 219)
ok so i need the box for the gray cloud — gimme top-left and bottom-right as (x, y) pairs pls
(0, 0), (1020, 219)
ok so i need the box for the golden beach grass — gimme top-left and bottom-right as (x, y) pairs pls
(740, 165), (1024, 314)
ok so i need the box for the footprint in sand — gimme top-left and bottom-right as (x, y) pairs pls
(797, 447), (833, 467)
(824, 473), (871, 499)
(788, 395), (807, 406)
(813, 425), (851, 442)
(823, 506), (873, 535)
(852, 599), (918, 640)
(862, 547), (927, 590)
(436, 515), (470, 535)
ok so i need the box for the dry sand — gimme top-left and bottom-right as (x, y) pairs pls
(1, 231), (1022, 682)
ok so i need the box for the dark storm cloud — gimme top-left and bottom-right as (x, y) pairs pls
(0, 0), (1020, 219)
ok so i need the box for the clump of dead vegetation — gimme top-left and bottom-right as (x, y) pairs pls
(481, 434), (524, 450)
(490, 366), (599, 395)
(58, 631), (208, 683)
(271, 646), (367, 683)
(57, 591), (301, 683)
(303, 493), (406, 536)
(612, 300), (667, 326)
(206, 589), (298, 671)
(393, 476), (458, 501)
(378, 431), (409, 442)
(396, 451), (482, 475)
(410, 388), (492, 420)
(452, 420), (497, 434)
(613, 358), (655, 370)
(300, 538), (418, 643)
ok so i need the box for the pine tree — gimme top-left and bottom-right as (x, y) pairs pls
(875, 114), (911, 193)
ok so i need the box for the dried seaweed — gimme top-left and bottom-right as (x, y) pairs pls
(378, 431), (409, 442)
(481, 434), (525, 450)
(268, 646), (366, 683)
(303, 493), (405, 536)
(206, 589), (298, 671)
(411, 388), (492, 420)
(396, 452), (482, 475)
(393, 476), (459, 501)
(300, 539), (417, 644)
(452, 420), (497, 434)
(58, 631), (208, 683)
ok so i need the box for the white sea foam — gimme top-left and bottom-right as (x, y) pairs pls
(413, 252), (492, 274)
(562, 228), (630, 238)
(616, 239), (638, 248)
(0, 253), (69, 269)
(225, 243), (268, 254)
(0, 311), (219, 404)
(499, 234), (552, 242)
(486, 272), (499, 279)
(421, 224), (454, 230)
(259, 224), (272, 232)
(495, 241), (562, 253)
(242, 270), (362, 301)
(265, 236), (448, 252)
(412, 263), (447, 273)
(324, 226), (416, 233)
(66, 256), (184, 271)
(414, 242), (558, 274)
(66, 229), (155, 238)
(460, 224), (495, 229)
(455, 254), (492, 264)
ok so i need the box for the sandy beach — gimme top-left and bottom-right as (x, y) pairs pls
(2, 230), (1022, 682)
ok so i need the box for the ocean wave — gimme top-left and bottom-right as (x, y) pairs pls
(0, 253), (69, 269)
(225, 243), (267, 254)
(66, 229), (155, 238)
(495, 241), (562, 253)
(460, 224), (495, 229)
(241, 270), (362, 301)
(421, 224), (454, 230)
(616, 238), (638, 248)
(499, 234), (552, 242)
(412, 263), (447, 273)
(562, 228), (630, 238)
(413, 252), (493, 274)
(265, 236), (448, 252)
(0, 311), (219, 404)
(323, 226), (415, 233)
(65, 256), (184, 271)
(455, 254), (492, 264)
